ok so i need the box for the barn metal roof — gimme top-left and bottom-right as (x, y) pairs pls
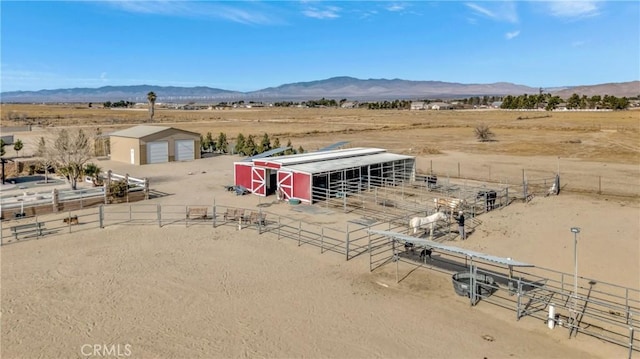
(109, 125), (172, 138)
(317, 141), (350, 152)
(242, 147), (291, 162)
(264, 147), (387, 166)
(282, 152), (414, 174)
(369, 230), (534, 267)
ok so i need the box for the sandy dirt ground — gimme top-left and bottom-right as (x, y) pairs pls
(1, 151), (638, 359)
(1, 107), (638, 358)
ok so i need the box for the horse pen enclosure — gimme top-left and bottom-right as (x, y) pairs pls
(2, 184), (638, 357)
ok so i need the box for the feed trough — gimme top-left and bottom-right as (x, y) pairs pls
(452, 272), (497, 298)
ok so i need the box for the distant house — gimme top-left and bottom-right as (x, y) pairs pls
(430, 102), (452, 110)
(341, 101), (358, 109)
(491, 101), (503, 108)
(410, 101), (427, 110)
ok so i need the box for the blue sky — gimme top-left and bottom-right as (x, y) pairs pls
(1, 1), (639, 92)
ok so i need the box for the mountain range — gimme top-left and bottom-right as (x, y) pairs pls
(1, 77), (638, 103)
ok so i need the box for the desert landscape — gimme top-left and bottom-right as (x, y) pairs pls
(1, 105), (639, 358)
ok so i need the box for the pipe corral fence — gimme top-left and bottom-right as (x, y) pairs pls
(0, 171), (149, 220)
(0, 176), (637, 356)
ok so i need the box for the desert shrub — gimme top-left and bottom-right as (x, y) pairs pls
(109, 180), (128, 198)
(474, 124), (495, 142)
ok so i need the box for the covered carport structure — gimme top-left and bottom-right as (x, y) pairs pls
(368, 230), (534, 306)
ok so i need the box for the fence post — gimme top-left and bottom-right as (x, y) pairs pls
(516, 279), (523, 320)
(157, 204), (162, 227)
(99, 205), (104, 228)
(345, 224), (350, 261)
(212, 200), (216, 228)
(52, 188), (59, 213)
(321, 227), (324, 254)
(144, 178), (149, 200)
(278, 216), (281, 240)
(598, 176), (602, 195)
(185, 206), (189, 227)
(522, 169), (526, 201)
(298, 221), (301, 246)
(129, 205), (132, 222)
(505, 186), (509, 207)
(68, 211), (72, 233)
(105, 170), (112, 205)
(629, 327), (635, 359)
(258, 209), (262, 235)
(125, 173), (130, 203)
(80, 190), (83, 209)
(457, 162), (460, 178)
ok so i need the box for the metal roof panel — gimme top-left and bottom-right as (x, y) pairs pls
(282, 152), (414, 174)
(369, 230), (534, 267)
(270, 147), (387, 166)
(109, 125), (172, 138)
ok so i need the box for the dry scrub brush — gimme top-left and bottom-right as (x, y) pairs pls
(474, 123), (496, 142)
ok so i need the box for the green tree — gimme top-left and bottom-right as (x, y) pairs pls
(567, 94), (581, 109)
(0, 139), (5, 157)
(13, 139), (24, 157)
(244, 135), (257, 156)
(297, 145), (305, 154)
(235, 133), (246, 155)
(284, 139), (294, 155)
(545, 96), (561, 111)
(216, 132), (229, 154)
(273, 137), (281, 149)
(83, 162), (102, 186)
(147, 91), (157, 121)
(205, 132), (215, 152)
(259, 133), (271, 153)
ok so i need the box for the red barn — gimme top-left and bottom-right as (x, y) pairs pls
(234, 148), (415, 204)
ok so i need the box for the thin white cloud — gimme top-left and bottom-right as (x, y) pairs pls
(302, 6), (341, 19)
(386, 3), (406, 12)
(105, 0), (279, 25)
(505, 30), (520, 40)
(465, 2), (518, 23)
(547, 1), (600, 19)
(572, 40), (588, 47)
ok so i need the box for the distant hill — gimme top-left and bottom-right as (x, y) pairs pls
(1, 77), (638, 103)
(552, 81), (639, 99)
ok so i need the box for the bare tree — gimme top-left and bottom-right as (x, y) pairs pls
(50, 129), (93, 190)
(35, 136), (55, 184)
(474, 124), (495, 142)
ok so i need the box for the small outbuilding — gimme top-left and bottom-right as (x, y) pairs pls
(234, 147), (415, 203)
(109, 125), (201, 165)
